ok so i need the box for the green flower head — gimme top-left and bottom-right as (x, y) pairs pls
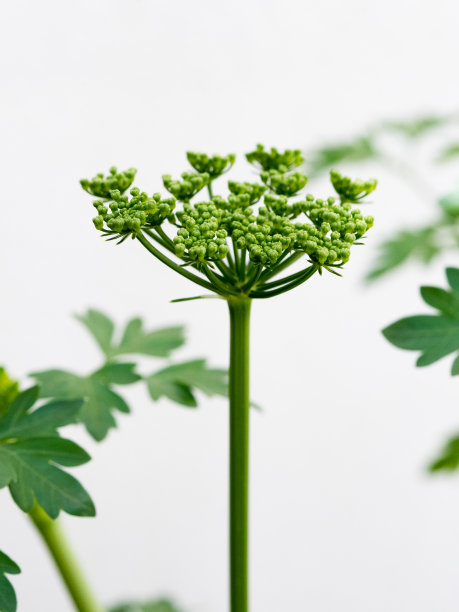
(81, 147), (376, 299)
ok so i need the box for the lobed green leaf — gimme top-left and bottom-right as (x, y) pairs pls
(0, 387), (94, 518)
(0, 550), (20, 612)
(146, 359), (228, 408)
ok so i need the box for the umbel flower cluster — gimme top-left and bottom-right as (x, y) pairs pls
(81, 147), (376, 299)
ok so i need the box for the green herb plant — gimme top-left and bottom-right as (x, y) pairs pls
(0, 312), (227, 612)
(81, 147), (376, 612)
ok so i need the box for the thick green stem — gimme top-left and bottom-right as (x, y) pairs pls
(29, 505), (105, 612)
(227, 297), (251, 612)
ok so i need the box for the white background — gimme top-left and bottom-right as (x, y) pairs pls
(2, 1), (459, 610)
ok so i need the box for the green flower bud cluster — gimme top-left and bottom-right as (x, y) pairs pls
(92, 188), (176, 232)
(246, 144), (304, 172)
(80, 166), (137, 198)
(163, 172), (210, 202)
(291, 196), (374, 265)
(226, 207), (293, 265)
(82, 147), (376, 297)
(228, 181), (267, 204)
(330, 169), (377, 203)
(174, 202), (229, 262)
(186, 152), (235, 179)
(260, 170), (308, 197)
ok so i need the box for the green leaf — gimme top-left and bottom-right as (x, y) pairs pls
(0, 369), (19, 418)
(0, 550), (20, 612)
(429, 434), (459, 472)
(447, 267), (459, 293)
(145, 359), (228, 408)
(76, 309), (186, 359)
(451, 354), (459, 376)
(366, 227), (439, 281)
(112, 319), (186, 358)
(384, 115), (448, 139)
(0, 387), (94, 518)
(420, 286), (459, 319)
(92, 363), (141, 385)
(439, 190), (459, 218)
(437, 143), (459, 163)
(76, 310), (115, 356)
(383, 269), (459, 369)
(306, 136), (378, 177)
(146, 377), (197, 407)
(383, 315), (459, 367)
(31, 369), (131, 441)
(110, 600), (183, 612)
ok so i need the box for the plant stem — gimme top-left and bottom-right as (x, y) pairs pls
(29, 505), (105, 612)
(227, 297), (251, 612)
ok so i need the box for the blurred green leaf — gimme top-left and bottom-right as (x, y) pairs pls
(0, 550), (20, 612)
(429, 434), (459, 472)
(76, 310), (186, 359)
(383, 115), (448, 139)
(366, 227), (439, 281)
(146, 359), (228, 408)
(76, 310), (114, 356)
(114, 319), (185, 358)
(306, 136), (378, 176)
(30, 368), (135, 442)
(382, 268), (459, 369)
(437, 143), (459, 162)
(110, 600), (182, 612)
(439, 190), (459, 218)
(0, 386), (94, 518)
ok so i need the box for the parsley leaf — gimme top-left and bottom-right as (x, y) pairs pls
(382, 267), (459, 370)
(30, 367), (138, 442)
(0, 386), (94, 518)
(76, 310), (185, 359)
(146, 359), (228, 408)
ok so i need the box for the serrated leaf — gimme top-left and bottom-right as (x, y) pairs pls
(0, 388), (94, 518)
(0, 550), (20, 612)
(111, 319), (186, 359)
(92, 363), (141, 385)
(31, 369), (131, 441)
(145, 359), (228, 408)
(366, 227), (439, 281)
(383, 269), (459, 368)
(429, 435), (459, 472)
(110, 600), (182, 612)
(420, 286), (459, 319)
(146, 377), (197, 407)
(76, 310), (115, 356)
(383, 315), (459, 367)
(76, 309), (186, 359)
(155, 359), (228, 396)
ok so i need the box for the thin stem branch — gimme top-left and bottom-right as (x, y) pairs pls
(250, 265), (317, 298)
(136, 232), (215, 292)
(29, 505), (105, 612)
(258, 252), (303, 283)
